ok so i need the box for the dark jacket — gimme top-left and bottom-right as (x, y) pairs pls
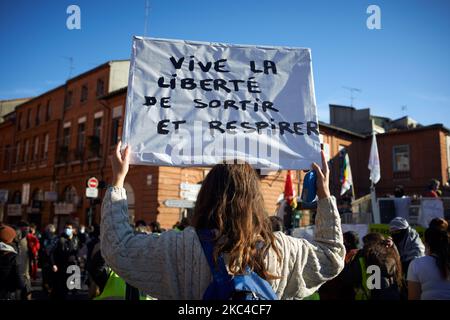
(50, 234), (79, 269)
(86, 241), (109, 292)
(0, 242), (24, 299)
(39, 231), (58, 265)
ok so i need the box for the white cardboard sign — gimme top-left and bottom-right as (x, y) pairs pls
(123, 37), (321, 169)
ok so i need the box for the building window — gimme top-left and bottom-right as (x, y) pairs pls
(33, 136), (39, 161)
(15, 142), (20, 164)
(26, 109), (31, 129)
(3, 145), (11, 171)
(63, 127), (71, 147)
(94, 117), (102, 139)
(17, 113), (22, 131)
(64, 90), (73, 109)
(43, 133), (49, 160)
(96, 79), (105, 97)
(45, 100), (51, 121)
(111, 118), (121, 146)
(77, 122), (86, 152)
(111, 106), (122, 146)
(36, 104), (41, 126)
(80, 85), (88, 102)
(58, 127), (71, 163)
(64, 185), (79, 205)
(393, 145), (410, 172)
(23, 139), (29, 162)
(88, 117), (103, 158)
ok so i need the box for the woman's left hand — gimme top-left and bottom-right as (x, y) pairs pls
(111, 141), (130, 188)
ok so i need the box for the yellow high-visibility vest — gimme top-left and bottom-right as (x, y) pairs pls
(354, 257), (370, 300)
(94, 270), (154, 300)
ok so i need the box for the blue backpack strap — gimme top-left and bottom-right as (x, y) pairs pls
(197, 229), (230, 283)
(197, 229), (236, 300)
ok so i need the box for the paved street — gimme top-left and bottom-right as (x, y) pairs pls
(30, 268), (89, 300)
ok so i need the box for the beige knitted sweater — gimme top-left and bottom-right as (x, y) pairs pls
(100, 186), (345, 300)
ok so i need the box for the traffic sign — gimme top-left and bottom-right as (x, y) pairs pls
(87, 177), (99, 188)
(164, 199), (195, 208)
(86, 187), (98, 198)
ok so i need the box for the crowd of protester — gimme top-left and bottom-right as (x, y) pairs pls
(1, 211), (448, 300)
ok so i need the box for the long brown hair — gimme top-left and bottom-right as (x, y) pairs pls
(365, 240), (404, 289)
(192, 163), (281, 280)
(425, 218), (449, 279)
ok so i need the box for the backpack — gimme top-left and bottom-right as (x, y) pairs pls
(197, 229), (278, 300)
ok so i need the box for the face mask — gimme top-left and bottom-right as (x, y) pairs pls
(64, 228), (73, 237)
(80, 228), (85, 234)
(391, 229), (407, 244)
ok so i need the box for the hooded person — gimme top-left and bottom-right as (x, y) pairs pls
(0, 223), (24, 299)
(389, 217), (425, 276)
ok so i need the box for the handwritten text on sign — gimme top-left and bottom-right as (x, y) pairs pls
(123, 37), (321, 169)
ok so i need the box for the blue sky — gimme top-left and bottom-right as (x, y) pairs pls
(1, 0), (449, 125)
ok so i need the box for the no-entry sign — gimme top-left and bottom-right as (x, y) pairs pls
(87, 177), (99, 188)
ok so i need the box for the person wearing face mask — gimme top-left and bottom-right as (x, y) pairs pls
(389, 217), (425, 278)
(49, 222), (80, 300)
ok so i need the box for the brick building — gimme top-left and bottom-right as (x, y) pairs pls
(3, 61), (446, 231)
(372, 124), (450, 196)
(328, 104), (450, 198)
(0, 60), (131, 230)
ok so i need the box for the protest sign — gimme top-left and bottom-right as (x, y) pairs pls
(122, 37), (321, 169)
(418, 198), (444, 227)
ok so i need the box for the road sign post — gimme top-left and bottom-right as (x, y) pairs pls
(86, 177), (99, 227)
(85, 187), (98, 198)
(87, 177), (99, 189)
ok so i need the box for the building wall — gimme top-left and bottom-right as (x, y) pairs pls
(330, 105), (373, 135)
(109, 61), (131, 92)
(0, 84), (66, 228)
(375, 128), (444, 196)
(318, 125), (370, 198)
(0, 121), (15, 179)
(0, 98), (31, 123)
(439, 131), (449, 184)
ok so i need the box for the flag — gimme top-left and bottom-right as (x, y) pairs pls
(340, 151), (353, 196)
(284, 170), (297, 209)
(368, 133), (381, 184)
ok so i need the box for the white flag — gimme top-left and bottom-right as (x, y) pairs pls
(368, 133), (381, 184)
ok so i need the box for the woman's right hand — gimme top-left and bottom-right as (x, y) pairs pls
(111, 141), (130, 188)
(312, 150), (331, 200)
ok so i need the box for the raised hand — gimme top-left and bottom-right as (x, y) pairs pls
(311, 150), (331, 200)
(111, 141), (130, 188)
